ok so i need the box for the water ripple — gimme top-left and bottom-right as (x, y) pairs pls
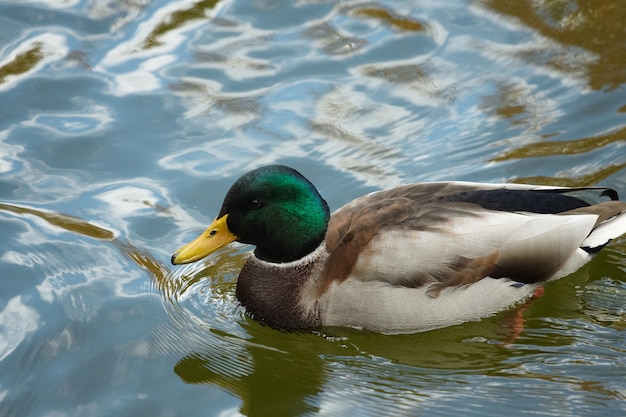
(2, 0), (626, 416)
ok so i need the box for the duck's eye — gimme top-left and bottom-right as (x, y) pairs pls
(248, 199), (262, 210)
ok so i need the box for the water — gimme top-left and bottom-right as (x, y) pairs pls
(1, 0), (625, 416)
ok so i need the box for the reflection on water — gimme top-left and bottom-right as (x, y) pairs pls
(162, 259), (625, 417)
(151, 231), (626, 416)
(494, 126), (626, 162)
(482, 0), (626, 91)
(0, 34), (68, 91)
(1, 0), (625, 416)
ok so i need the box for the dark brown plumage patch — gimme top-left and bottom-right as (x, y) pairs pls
(425, 252), (500, 297)
(236, 256), (322, 331)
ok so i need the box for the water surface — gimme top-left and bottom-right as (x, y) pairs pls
(1, 0), (625, 416)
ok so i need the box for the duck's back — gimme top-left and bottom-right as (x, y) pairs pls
(314, 182), (626, 333)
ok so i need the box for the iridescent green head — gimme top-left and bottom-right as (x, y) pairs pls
(172, 165), (330, 264)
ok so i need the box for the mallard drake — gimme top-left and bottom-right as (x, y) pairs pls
(171, 165), (626, 334)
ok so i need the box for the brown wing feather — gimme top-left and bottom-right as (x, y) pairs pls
(425, 252), (500, 297)
(323, 183), (488, 289)
(324, 194), (414, 286)
(321, 182), (616, 296)
(561, 201), (626, 226)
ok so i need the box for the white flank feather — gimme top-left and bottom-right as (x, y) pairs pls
(321, 277), (537, 334)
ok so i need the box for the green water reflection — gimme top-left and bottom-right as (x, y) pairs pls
(0, 0), (625, 416)
(482, 0), (626, 90)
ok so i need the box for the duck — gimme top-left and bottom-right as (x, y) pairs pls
(171, 165), (626, 334)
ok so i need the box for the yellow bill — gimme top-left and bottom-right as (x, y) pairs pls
(171, 214), (237, 264)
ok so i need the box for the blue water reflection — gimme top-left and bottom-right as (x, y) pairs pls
(0, 0), (625, 416)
